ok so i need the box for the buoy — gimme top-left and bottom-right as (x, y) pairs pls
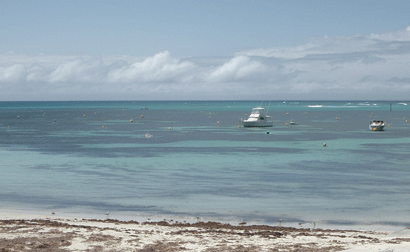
(83, 114), (86, 117)
(53, 121), (55, 124)
(287, 113), (289, 115)
(245, 114), (248, 116)
(238, 125), (241, 128)
(373, 127), (377, 131)
(336, 117), (339, 120)
(217, 121), (220, 124)
(406, 120), (408, 122)
(141, 115), (144, 118)
(130, 119), (133, 122)
(323, 143), (326, 147)
(285, 123), (288, 126)
(388, 125), (391, 128)
(102, 126), (105, 129)
(8, 126), (11, 128)
(168, 127), (171, 130)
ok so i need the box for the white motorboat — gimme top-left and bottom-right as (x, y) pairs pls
(369, 120), (385, 131)
(290, 119), (298, 125)
(241, 107), (273, 127)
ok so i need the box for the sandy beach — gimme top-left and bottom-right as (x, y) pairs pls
(1, 211), (410, 251)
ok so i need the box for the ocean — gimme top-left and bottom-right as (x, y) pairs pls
(1, 101), (410, 230)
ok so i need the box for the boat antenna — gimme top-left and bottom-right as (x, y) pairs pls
(266, 101), (272, 114)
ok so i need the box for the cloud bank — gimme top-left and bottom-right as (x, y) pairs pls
(1, 27), (410, 101)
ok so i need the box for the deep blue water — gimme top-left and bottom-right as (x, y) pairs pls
(1, 101), (410, 229)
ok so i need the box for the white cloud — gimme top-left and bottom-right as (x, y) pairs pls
(1, 27), (410, 100)
(0, 64), (26, 82)
(206, 55), (266, 82)
(49, 59), (91, 83)
(107, 51), (195, 83)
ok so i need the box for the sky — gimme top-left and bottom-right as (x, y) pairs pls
(1, 0), (410, 101)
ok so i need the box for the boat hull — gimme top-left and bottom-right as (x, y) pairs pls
(369, 125), (385, 131)
(242, 120), (273, 127)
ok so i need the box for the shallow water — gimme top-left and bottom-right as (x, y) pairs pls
(1, 101), (410, 229)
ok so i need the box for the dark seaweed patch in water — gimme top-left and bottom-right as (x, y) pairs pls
(73, 146), (308, 158)
(0, 192), (159, 212)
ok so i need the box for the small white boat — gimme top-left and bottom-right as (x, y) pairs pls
(290, 119), (297, 125)
(369, 120), (385, 131)
(241, 107), (273, 127)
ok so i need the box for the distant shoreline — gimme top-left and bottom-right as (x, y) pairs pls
(1, 100), (410, 102)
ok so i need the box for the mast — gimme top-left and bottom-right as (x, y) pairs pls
(266, 101), (271, 114)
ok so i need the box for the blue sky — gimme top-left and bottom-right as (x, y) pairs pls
(1, 0), (410, 100)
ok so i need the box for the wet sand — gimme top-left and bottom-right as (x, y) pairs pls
(1, 212), (410, 251)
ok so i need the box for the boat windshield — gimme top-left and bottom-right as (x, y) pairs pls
(251, 108), (265, 115)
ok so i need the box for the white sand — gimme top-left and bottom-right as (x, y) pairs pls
(1, 211), (410, 251)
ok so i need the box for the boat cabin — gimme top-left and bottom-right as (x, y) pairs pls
(249, 107), (266, 119)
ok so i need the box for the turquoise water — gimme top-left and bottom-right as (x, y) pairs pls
(1, 101), (410, 228)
